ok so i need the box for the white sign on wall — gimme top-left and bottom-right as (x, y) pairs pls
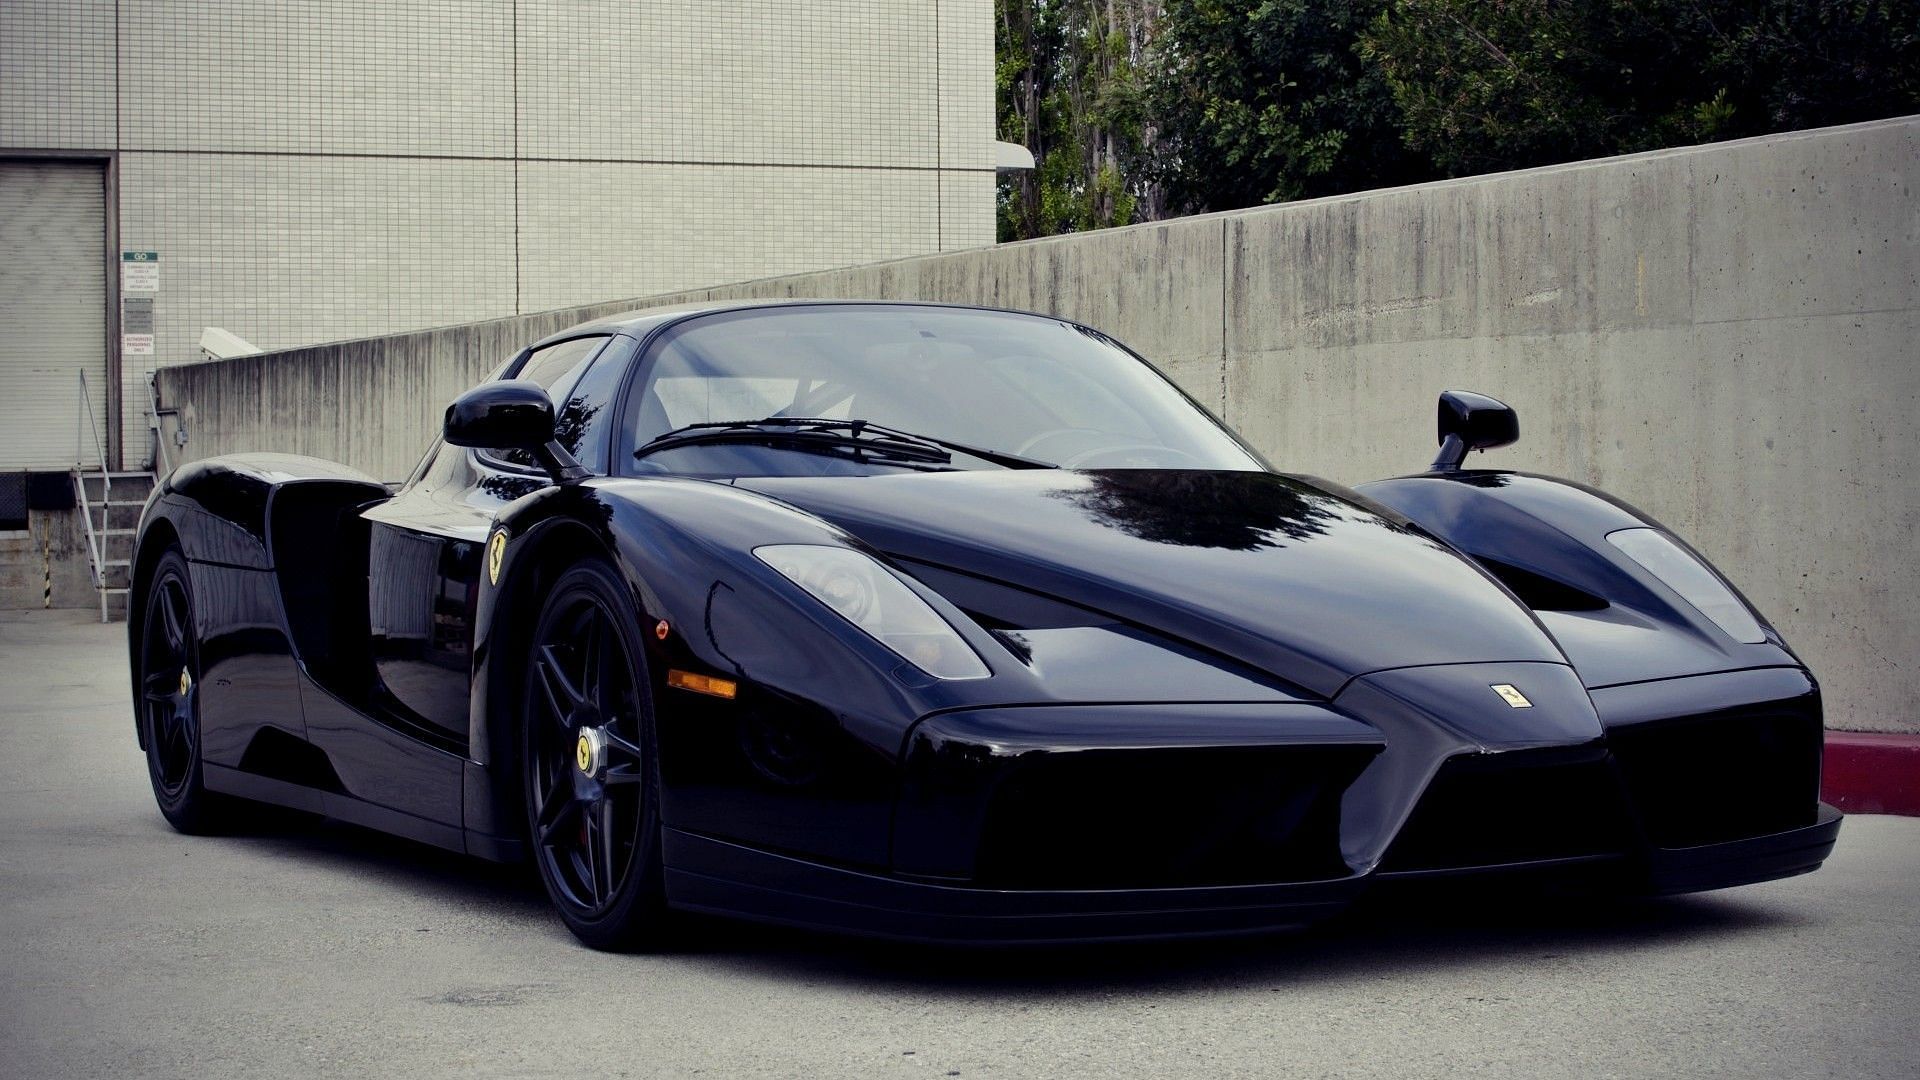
(122, 295), (154, 356)
(121, 250), (159, 293)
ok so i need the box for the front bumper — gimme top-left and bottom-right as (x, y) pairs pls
(1643, 801), (1843, 894)
(661, 804), (1843, 944)
(663, 667), (1840, 943)
(663, 829), (1360, 944)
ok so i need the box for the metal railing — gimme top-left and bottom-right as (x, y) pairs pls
(76, 369), (112, 622)
(79, 369), (110, 505)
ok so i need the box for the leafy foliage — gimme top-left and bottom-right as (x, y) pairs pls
(995, 0), (1920, 239)
(1360, 1), (1920, 175)
(997, 1), (1157, 240)
(1150, 1), (1430, 212)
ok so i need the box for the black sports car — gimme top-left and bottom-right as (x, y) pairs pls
(129, 301), (1840, 948)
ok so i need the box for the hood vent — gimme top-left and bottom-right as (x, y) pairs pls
(1475, 556), (1608, 612)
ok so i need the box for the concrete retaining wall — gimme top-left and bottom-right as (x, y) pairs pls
(156, 117), (1920, 733)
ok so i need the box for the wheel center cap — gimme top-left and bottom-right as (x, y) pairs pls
(575, 726), (606, 778)
(179, 668), (192, 696)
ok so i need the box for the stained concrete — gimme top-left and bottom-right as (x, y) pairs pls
(0, 510), (94, 612)
(153, 116), (1920, 733)
(2, 609), (1916, 1079)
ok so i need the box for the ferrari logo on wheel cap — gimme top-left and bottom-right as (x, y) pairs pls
(1491, 684), (1532, 708)
(575, 726), (606, 777)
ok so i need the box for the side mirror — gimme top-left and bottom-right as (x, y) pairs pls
(1431, 389), (1518, 472)
(444, 380), (588, 483)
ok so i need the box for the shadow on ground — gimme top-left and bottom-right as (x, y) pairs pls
(684, 890), (1801, 1001)
(203, 812), (1805, 1000)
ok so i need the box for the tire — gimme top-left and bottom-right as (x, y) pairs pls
(135, 548), (240, 833)
(521, 560), (673, 950)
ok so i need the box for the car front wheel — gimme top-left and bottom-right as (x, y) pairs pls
(521, 560), (673, 950)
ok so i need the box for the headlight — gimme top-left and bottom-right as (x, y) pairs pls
(754, 545), (991, 680)
(1606, 528), (1766, 644)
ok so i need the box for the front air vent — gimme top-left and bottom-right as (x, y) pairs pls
(972, 744), (1371, 888)
(1607, 707), (1821, 848)
(1379, 746), (1632, 873)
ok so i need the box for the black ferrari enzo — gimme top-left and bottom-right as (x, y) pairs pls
(129, 301), (1840, 948)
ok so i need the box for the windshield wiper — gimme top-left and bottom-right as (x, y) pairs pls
(632, 418), (950, 466)
(632, 417), (1056, 470)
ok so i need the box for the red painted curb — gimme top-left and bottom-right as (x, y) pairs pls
(1822, 732), (1920, 816)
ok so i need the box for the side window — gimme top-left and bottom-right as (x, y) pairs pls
(482, 336), (608, 471)
(553, 337), (631, 474)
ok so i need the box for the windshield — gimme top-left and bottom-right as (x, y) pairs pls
(624, 305), (1262, 473)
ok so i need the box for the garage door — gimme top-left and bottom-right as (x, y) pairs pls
(0, 161), (109, 471)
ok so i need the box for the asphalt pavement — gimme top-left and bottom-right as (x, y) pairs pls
(2, 609), (1915, 1079)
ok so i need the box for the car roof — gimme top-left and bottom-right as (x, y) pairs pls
(527, 298), (1057, 352)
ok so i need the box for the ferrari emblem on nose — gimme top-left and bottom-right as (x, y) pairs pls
(1491, 684), (1532, 708)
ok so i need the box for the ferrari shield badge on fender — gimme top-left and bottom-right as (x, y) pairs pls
(1491, 683), (1533, 708)
(487, 529), (507, 586)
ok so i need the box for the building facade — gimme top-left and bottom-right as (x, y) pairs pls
(0, 0), (994, 473)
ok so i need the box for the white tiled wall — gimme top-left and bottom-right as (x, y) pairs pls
(0, 1), (116, 149)
(516, 162), (943, 311)
(938, 0), (995, 171)
(116, 1), (517, 157)
(117, 152), (518, 359)
(517, 1), (943, 168)
(0, 0), (995, 465)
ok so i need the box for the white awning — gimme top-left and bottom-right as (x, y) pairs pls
(994, 141), (1036, 173)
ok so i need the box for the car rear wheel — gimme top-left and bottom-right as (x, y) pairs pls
(522, 561), (672, 950)
(137, 548), (239, 833)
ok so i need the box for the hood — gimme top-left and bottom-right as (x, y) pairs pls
(738, 469), (1567, 698)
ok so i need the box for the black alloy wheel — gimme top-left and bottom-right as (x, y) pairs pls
(523, 561), (670, 950)
(138, 548), (234, 832)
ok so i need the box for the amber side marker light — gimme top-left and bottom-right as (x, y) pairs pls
(667, 669), (738, 700)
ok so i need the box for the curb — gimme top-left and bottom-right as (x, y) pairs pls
(1822, 732), (1920, 816)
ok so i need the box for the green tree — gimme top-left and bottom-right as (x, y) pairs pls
(997, 1), (1159, 240)
(1150, 0), (1432, 213)
(1360, 1), (1920, 176)
(996, 1), (1920, 238)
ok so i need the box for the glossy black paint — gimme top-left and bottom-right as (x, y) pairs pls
(444, 379), (556, 449)
(129, 302), (1840, 942)
(736, 468), (1565, 699)
(895, 704), (1381, 884)
(443, 379), (590, 484)
(1432, 389), (1520, 471)
(1353, 469), (1801, 688)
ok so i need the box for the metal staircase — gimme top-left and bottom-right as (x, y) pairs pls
(72, 369), (154, 622)
(72, 467), (150, 622)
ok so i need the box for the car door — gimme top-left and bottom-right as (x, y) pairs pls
(312, 334), (621, 829)
(364, 334), (616, 740)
